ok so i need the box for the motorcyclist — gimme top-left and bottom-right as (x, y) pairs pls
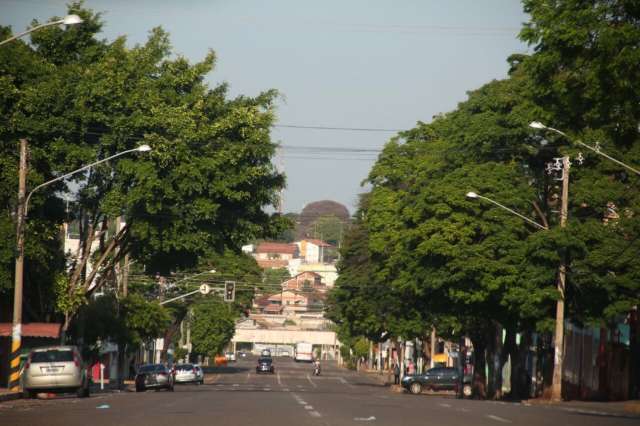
(313, 359), (321, 376)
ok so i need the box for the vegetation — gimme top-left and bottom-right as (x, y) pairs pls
(328, 0), (640, 399)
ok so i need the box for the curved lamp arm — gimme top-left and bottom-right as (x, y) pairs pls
(0, 15), (83, 47)
(466, 191), (548, 230)
(24, 145), (151, 215)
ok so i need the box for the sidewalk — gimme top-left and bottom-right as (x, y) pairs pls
(0, 388), (21, 403)
(524, 398), (640, 417)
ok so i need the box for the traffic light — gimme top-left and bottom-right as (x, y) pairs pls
(224, 281), (235, 302)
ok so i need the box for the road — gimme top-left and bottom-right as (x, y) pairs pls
(1, 355), (637, 425)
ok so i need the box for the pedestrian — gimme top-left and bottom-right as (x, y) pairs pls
(393, 362), (400, 384)
(407, 360), (415, 375)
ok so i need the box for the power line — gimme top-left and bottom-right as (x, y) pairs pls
(274, 124), (404, 132)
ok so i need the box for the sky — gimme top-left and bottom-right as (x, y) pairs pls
(1, 0), (530, 215)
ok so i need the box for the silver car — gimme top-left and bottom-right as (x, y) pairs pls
(135, 364), (175, 392)
(22, 345), (90, 398)
(174, 363), (204, 384)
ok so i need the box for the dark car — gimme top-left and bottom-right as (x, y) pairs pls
(401, 367), (471, 396)
(256, 357), (274, 374)
(135, 364), (175, 392)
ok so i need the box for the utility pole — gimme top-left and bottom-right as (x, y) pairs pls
(551, 156), (570, 401)
(10, 139), (27, 391)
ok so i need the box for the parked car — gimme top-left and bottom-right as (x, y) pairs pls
(256, 357), (274, 374)
(174, 363), (204, 385)
(22, 345), (90, 398)
(237, 350), (248, 359)
(225, 351), (236, 362)
(135, 364), (174, 392)
(401, 367), (472, 396)
(260, 349), (271, 357)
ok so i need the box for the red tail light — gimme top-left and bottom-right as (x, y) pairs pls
(73, 353), (79, 367)
(193, 368), (197, 374)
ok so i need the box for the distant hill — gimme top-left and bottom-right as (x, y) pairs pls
(295, 200), (350, 241)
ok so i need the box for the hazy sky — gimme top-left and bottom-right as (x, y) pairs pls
(2, 0), (530, 215)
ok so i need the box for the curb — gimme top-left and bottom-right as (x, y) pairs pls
(0, 392), (22, 403)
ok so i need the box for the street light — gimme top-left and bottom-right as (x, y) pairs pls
(8, 144), (151, 391)
(465, 191), (548, 230)
(24, 145), (151, 215)
(529, 121), (640, 176)
(0, 14), (84, 47)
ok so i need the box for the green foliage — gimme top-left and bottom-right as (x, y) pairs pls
(122, 294), (172, 344)
(54, 273), (86, 316)
(1, 3), (285, 325)
(190, 299), (236, 357)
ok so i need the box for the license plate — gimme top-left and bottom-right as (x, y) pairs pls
(43, 367), (60, 373)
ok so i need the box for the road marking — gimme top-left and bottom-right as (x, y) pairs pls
(309, 411), (321, 417)
(354, 416), (376, 422)
(306, 374), (318, 388)
(486, 414), (511, 423)
(439, 403), (452, 408)
(245, 373), (250, 383)
(232, 384), (239, 387)
(277, 371), (282, 386)
(283, 388), (290, 392)
(304, 405), (313, 410)
(339, 376), (356, 389)
(263, 388), (271, 391)
(297, 384), (303, 388)
(456, 408), (470, 413)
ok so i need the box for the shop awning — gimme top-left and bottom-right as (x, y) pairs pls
(0, 323), (61, 339)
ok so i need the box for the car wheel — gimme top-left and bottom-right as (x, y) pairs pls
(200, 380), (204, 385)
(22, 389), (34, 399)
(410, 382), (422, 395)
(463, 384), (472, 397)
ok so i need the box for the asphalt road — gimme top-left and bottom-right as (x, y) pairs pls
(1, 355), (638, 426)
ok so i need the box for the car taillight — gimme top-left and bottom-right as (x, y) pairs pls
(73, 355), (79, 367)
(193, 368), (197, 374)
(159, 372), (167, 376)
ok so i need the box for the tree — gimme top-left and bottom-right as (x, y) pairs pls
(1, 3), (286, 331)
(190, 299), (236, 358)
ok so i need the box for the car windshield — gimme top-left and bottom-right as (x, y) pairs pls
(139, 364), (163, 373)
(258, 358), (272, 364)
(30, 349), (74, 363)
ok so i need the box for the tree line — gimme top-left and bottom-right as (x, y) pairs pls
(327, 0), (640, 400)
(1, 3), (288, 365)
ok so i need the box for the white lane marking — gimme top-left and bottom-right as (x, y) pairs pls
(456, 408), (470, 413)
(245, 373), (250, 383)
(486, 414), (511, 423)
(263, 388), (271, 391)
(277, 371), (282, 386)
(306, 374), (318, 388)
(309, 411), (321, 418)
(283, 388), (290, 392)
(304, 405), (314, 410)
(439, 403), (452, 408)
(232, 384), (239, 387)
(354, 416), (376, 422)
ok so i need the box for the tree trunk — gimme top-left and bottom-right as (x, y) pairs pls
(470, 334), (487, 399)
(486, 323), (504, 399)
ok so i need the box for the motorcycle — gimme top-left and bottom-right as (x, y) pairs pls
(313, 363), (321, 376)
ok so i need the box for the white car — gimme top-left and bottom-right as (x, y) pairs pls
(174, 364), (204, 384)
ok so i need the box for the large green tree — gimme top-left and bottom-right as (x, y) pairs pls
(1, 3), (286, 330)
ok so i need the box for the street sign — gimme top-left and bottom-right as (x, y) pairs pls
(199, 284), (210, 295)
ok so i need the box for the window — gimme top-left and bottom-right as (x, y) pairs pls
(31, 350), (74, 363)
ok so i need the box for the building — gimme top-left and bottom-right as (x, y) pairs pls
(296, 239), (333, 264)
(281, 271), (326, 293)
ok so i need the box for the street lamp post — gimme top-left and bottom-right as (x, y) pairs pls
(466, 188), (570, 400)
(8, 144), (151, 391)
(465, 192), (548, 230)
(0, 14), (83, 46)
